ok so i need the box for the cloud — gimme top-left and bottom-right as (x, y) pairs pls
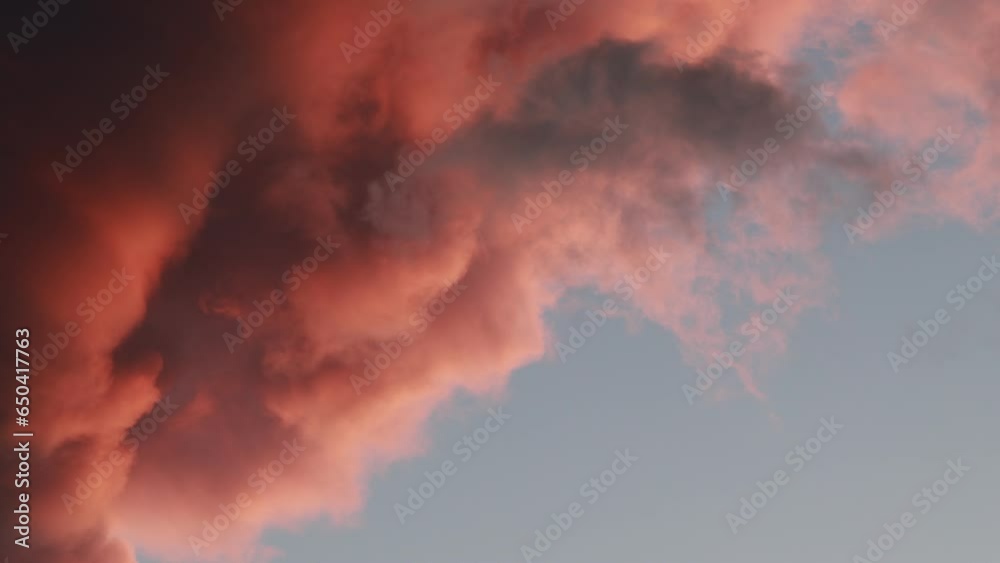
(0, 0), (995, 561)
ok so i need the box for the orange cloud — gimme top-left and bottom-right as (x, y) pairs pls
(0, 0), (995, 561)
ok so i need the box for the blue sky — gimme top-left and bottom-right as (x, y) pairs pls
(134, 220), (998, 563)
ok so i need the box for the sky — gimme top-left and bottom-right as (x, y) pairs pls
(0, 0), (997, 562)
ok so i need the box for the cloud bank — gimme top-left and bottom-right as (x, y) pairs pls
(0, 0), (995, 560)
